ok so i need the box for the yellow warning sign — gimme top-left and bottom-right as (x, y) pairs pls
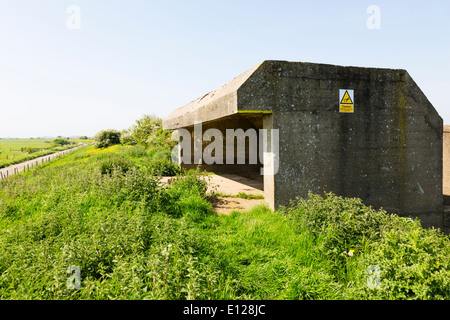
(341, 91), (353, 104)
(339, 104), (354, 113)
(339, 89), (354, 113)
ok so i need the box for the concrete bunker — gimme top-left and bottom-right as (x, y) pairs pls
(163, 60), (444, 230)
(444, 126), (450, 210)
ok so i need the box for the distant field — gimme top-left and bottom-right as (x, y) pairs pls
(0, 138), (87, 168)
(0, 139), (53, 156)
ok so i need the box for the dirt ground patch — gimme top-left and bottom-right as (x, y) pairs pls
(210, 196), (267, 215)
(206, 174), (266, 215)
(161, 173), (267, 215)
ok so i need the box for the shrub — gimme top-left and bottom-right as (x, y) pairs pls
(126, 114), (175, 150)
(150, 158), (180, 176)
(282, 192), (396, 255)
(282, 192), (450, 300)
(162, 170), (212, 218)
(130, 114), (162, 147)
(149, 148), (180, 176)
(125, 145), (147, 158)
(94, 129), (121, 148)
(167, 170), (209, 199)
(22, 147), (41, 154)
(52, 138), (71, 146)
(147, 128), (174, 149)
(120, 130), (137, 145)
(98, 155), (132, 175)
(356, 225), (450, 300)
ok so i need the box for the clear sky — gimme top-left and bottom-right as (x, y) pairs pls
(0, 0), (449, 138)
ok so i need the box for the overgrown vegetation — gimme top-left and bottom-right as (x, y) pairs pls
(1, 115), (449, 300)
(93, 130), (121, 148)
(52, 138), (71, 147)
(282, 193), (450, 299)
(0, 143), (449, 300)
(93, 115), (178, 177)
(212, 191), (265, 200)
(126, 114), (164, 148)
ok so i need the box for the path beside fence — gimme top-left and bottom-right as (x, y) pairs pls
(0, 144), (88, 180)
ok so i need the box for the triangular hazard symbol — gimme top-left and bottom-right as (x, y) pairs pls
(340, 91), (353, 104)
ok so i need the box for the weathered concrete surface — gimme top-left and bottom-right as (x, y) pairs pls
(163, 63), (262, 130)
(444, 126), (450, 201)
(164, 60), (444, 230)
(444, 125), (450, 230)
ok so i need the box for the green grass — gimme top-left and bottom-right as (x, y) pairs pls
(212, 191), (265, 200)
(0, 138), (85, 168)
(0, 138), (54, 153)
(1, 144), (450, 300)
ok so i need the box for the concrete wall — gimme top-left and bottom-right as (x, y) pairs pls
(238, 61), (443, 228)
(444, 125), (450, 203)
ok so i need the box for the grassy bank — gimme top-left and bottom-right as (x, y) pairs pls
(0, 144), (449, 300)
(0, 139), (86, 169)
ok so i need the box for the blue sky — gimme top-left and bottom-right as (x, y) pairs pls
(0, 0), (449, 138)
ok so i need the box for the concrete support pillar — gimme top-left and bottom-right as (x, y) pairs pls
(262, 114), (275, 210)
(171, 130), (182, 166)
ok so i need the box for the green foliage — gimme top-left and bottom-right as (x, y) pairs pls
(126, 114), (176, 150)
(119, 114), (179, 176)
(212, 191), (265, 200)
(282, 192), (450, 300)
(97, 154), (132, 175)
(167, 170), (209, 200)
(147, 128), (174, 149)
(120, 129), (137, 145)
(0, 147), (213, 299)
(283, 192), (394, 256)
(235, 192), (264, 200)
(52, 138), (71, 147)
(130, 114), (163, 147)
(1, 145), (450, 300)
(149, 148), (180, 176)
(149, 158), (179, 176)
(94, 129), (121, 148)
(0, 139), (82, 169)
(124, 145), (147, 158)
(360, 226), (450, 300)
(22, 147), (40, 154)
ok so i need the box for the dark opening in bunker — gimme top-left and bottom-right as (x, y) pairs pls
(176, 113), (270, 193)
